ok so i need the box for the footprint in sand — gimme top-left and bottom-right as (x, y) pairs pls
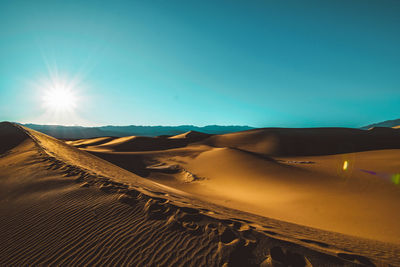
(260, 246), (312, 267)
(337, 252), (376, 266)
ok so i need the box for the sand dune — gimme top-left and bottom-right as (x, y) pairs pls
(1, 122), (400, 266)
(204, 127), (400, 156)
(169, 130), (211, 140)
(68, 127), (400, 245)
(79, 139), (400, 244)
(170, 147), (400, 243)
(74, 132), (210, 153)
(65, 136), (114, 147)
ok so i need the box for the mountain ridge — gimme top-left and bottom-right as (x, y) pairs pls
(21, 123), (253, 139)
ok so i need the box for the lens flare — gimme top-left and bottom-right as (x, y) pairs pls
(392, 174), (400, 185)
(360, 169), (400, 186)
(342, 160), (348, 171)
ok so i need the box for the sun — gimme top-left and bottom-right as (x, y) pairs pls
(42, 84), (77, 112)
(31, 68), (87, 125)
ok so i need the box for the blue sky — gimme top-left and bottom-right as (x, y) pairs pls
(1, 0), (399, 127)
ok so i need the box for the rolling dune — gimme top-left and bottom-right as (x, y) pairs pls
(204, 127), (400, 156)
(1, 122), (400, 266)
(68, 131), (211, 153)
(70, 127), (400, 246)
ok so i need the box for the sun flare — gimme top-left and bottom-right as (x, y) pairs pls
(42, 85), (77, 112)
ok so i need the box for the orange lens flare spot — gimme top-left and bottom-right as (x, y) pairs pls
(343, 161), (348, 171)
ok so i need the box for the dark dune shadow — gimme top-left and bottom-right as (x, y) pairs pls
(0, 122), (30, 154)
(205, 127), (400, 156)
(89, 151), (151, 177)
(100, 131), (212, 152)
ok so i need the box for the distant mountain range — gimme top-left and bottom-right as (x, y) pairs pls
(21, 123), (254, 140)
(360, 118), (400, 130)
(16, 118), (400, 140)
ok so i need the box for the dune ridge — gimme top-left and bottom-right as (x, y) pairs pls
(67, 131), (211, 152)
(73, 127), (400, 157)
(204, 127), (400, 156)
(1, 122), (399, 266)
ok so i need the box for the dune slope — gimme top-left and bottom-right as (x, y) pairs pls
(3, 122), (391, 266)
(65, 126), (400, 265)
(73, 128), (400, 245)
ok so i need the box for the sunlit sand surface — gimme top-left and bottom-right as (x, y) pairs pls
(1, 122), (400, 266)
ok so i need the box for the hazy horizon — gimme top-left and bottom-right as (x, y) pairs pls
(21, 122), (254, 128)
(11, 116), (400, 129)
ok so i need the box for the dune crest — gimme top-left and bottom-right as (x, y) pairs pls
(169, 130), (211, 140)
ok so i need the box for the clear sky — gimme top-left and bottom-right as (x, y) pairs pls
(1, 0), (399, 127)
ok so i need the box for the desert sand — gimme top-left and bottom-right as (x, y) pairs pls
(1, 122), (400, 266)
